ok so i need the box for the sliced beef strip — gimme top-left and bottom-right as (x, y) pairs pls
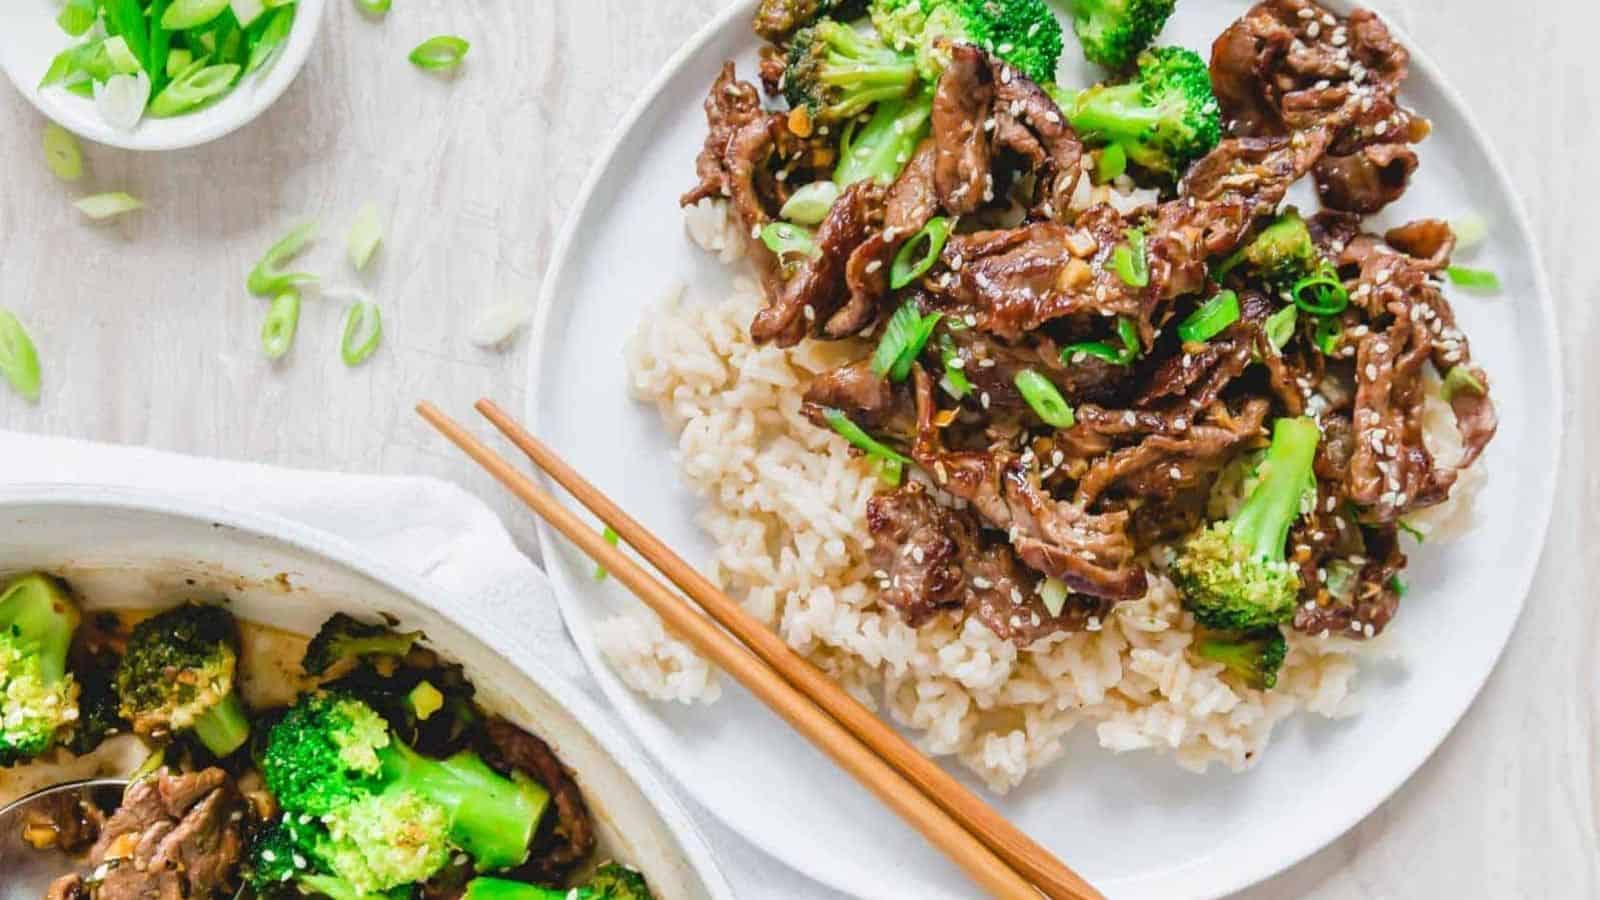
(1312, 142), (1418, 215)
(931, 44), (995, 215)
(943, 321), (1131, 421)
(825, 138), (939, 337)
(681, 64), (765, 207)
(1293, 523), (1405, 639)
(967, 542), (1115, 645)
(1136, 290), (1275, 410)
(1074, 398), (1270, 509)
(866, 482), (976, 626)
(479, 717), (596, 885)
(802, 359), (919, 441)
(751, 179), (885, 345)
(986, 57), (1084, 219)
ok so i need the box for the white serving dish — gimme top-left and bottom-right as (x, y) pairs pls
(0, 484), (733, 900)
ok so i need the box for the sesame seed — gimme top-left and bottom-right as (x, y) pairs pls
(865, 260), (882, 274)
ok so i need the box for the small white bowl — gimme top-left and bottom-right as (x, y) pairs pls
(0, 0), (325, 151)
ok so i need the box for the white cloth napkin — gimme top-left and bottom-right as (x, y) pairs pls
(0, 430), (846, 900)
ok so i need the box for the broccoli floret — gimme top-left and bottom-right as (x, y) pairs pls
(1171, 417), (1321, 631)
(0, 573), (81, 766)
(755, 0), (870, 43)
(834, 91), (933, 186)
(262, 691), (550, 887)
(1064, 46), (1221, 180)
(247, 816), (410, 900)
(1234, 208), (1320, 285)
(785, 20), (920, 124)
(1194, 627), (1288, 690)
(1067, 0), (1175, 70)
(302, 612), (424, 678)
(114, 603), (251, 758)
(463, 863), (654, 900)
(871, 0), (1064, 84)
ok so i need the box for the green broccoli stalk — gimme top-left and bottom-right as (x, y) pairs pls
(114, 603), (252, 758)
(0, 573), (81, 766)
(870, 0), (1064, 84)
(1067, 0), (1176, 70)
(262, 692), (549, 888)
(784, 21), (920, 124)
(1171, 417), (1321, 630)
(1194, 628), (1288, 690)
(301, 612), (424, 677)
(464, 863), (654, 900)
(834, 91), (933, 186)
(1064, 46), (1221, 180)
(1217, 208), (1321, 286)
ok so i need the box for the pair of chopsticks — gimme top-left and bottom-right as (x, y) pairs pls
(418, 399), (1101, 900)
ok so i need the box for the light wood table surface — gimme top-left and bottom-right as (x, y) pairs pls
(1, 0), (1594, 896)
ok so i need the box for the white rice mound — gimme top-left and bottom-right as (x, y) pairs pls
(597, 202), (1479, 792)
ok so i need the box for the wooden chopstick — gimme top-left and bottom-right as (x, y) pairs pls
(416, 402), (1043, 900)
(471, 399), (1102, 900)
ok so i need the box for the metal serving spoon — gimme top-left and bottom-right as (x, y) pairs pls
(0, 779), (127, 900)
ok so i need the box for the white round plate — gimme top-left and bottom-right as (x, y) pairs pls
(526, 3), (1561, 897)
(0, 0), (324, 151)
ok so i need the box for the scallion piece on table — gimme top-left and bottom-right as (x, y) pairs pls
(889, 216), (951, 289)
(1094, 143), (1126, 184)
(340, 299), (383, 366)
(74, 192), (144, 221)
(593, 526), (620, 580)
(1440, 366), (1486, 401)
(355, 0), (391, 14)
(1444, 265), (1501, 292)
(760, 222), (816, 260)
(161, 0), (230, 30)
(245, 5), (297, 76)
(0, 308), (42, 403)
(149, 64), (241, 117)
(409, 36), (470, 72)
(1291, 267), (1349, 315)
(248, 221), (319, 296)
(260, 290), (301, 360)
(346, 203), (383, 271)
(42, 123), (85, 182)
(1111, 228), (1148, 288)
(1264, 305), (1297, 351)
(1039, 577), (1068, 618)
(870, 300), (940, 382)
(1013, 369), (1075, 428)
(1449, 213), (1487, 251)
(1062, 317), (1140, 366)
(821, 407), (911, 486)
(1177, 290), (1241, 344)
(938, 334), (973, 399)
(778, 181), (840, 226)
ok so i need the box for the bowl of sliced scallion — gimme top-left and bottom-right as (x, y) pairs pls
(0, 0), (324, 150)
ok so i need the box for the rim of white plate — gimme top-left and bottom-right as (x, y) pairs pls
(524, 2), (1563, 896)
(0, 482), (736, 900)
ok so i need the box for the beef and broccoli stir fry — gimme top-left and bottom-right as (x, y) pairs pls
(0, 573), (653, 900)
(690, 0), (1497, 690)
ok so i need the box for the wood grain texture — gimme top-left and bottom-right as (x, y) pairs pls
(0, 0), (1594, 896)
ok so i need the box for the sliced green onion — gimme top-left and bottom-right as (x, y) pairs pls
(1094, 143), (1127, 184)
(1014, 369), (1074, 428)
(0, 307), (42, 403)
(593, 526), (620, 580)
(870, 301), (940, 382)
(409, 35), (470, 71)
(1039, 577), (1068, 618)
(1441, 366), (1486, 401)
(74, 192), (144, 221)
(1444, 265), (1500, 292)
(230, 0), (266, 28)
(1291, 268), (1349, 315)
(356, 0), (391, 14)
(166, 48), (194, 78)
(1398, 520), (1425, 543)
(346, 203), (383, 271)
(1177, 290), (1240, 344)
(260, 290), (300, 360)
(822, 407), (910, 486)
(876, 458), (905, 487)
(94, 71), (151, 131)
(56, 0), (98, 37)
(939, 335), (973, 399)
(102, 0), (150, 67)
(760, 222), (816, 260)
(1387, 575), (1408, 597)
(42, 123), (85, 183)
(1063, 317), (1139, 366)
(102, 36), (143, 75)
(248, 221), (319, 296)
(778, 181), (840, 226)
(889, 216), (951, 290)
(245, 5), (296, 76)
(64, 81), (95, 99)
(1111, 228), (1148, 288)
(1314, 316), (1342, 356)
(161, 0), (230, 30)
(1449, 213), (1487, 252)
(1264, 305), (1298, 351)
(340, 299), (383, 366)
(1211, 245), (1247, 283)
(147, 0), (173, 89)
(149, 63), (240, 117)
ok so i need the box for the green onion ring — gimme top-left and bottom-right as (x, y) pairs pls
(1063, 316), (1140, 366)
(1094, 143), (1126, 184)
(0, 307), (42, 402)
(42, 123), (84, 182)
(74, 192), (143, 221)
(248, 221), (319, 296)
(938, 334), (973, 399)
(1013, 369), (1075, 429)
(870, 300), (941, 382)
(409, 35), (470, 71)
(889, 217), (951, 289)
(346, 203), (383, 271)
(1291, 268), (1349, 316)
(260, 290), (301, 360)
(779, 181), (840, 226)
(1111, 228), (1148, 288)
(760, 222), (817, 260)
(148, 63), (242, 118)
(1177, 290), (1241, 344)
(1444, 265), (1501, 292)
(1264, 305), (1298, 351)
(340, 300), (383, 366)
(1314, 316), (1342, 356)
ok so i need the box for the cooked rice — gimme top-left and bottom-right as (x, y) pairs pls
(598, 204), (1477, 792)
